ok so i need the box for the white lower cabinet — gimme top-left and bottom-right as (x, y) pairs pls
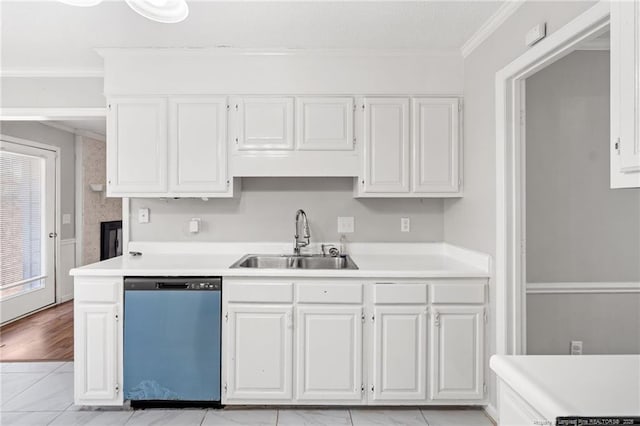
(371, 306), (427, 401)
(430, 305), (485, 400)
(221, 279), (487, 406)
(226, 305), (293, 401)
(296, 305), (363, 402)
(74, 277), (123, 406)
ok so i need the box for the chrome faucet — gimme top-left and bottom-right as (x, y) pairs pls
(294, 209), (311, 255)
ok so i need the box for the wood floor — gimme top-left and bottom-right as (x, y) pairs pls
(0, 301), (73, 361)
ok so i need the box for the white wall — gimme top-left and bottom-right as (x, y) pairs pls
(442, 0), (598, 407)
(0, 121), (76, 239)
(129, 178), (444, 243)
(0, 77), (104, 108)
(524, 50), (640, 355)
(526, 50), (640, 283)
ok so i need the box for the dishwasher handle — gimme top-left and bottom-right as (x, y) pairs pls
(124, 277), (222, 291)
(156, 282), (189, 289)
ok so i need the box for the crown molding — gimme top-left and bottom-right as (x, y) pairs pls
(461, 0), (526, 58)
(95, 47), (462, 58)
(0, 68), (104, 78)
(39, 121), (106, 142)
(0, 107), (107, 120)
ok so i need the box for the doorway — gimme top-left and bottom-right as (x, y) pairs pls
(0, 138), (57, 323)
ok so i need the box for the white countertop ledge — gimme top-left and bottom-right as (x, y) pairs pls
(70, 242), (491, 278)
(490, 355), (640, 420)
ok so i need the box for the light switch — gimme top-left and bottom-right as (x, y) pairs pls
(337, 217), (355, 233)
(62, 213), (71, 225)
(189, 218), (200, 234)
(138, 208), (150, 224)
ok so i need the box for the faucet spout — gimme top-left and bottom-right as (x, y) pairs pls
(294, 209), (311, 255)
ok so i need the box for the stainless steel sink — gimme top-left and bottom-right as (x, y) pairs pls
(230, 254), (359, 270)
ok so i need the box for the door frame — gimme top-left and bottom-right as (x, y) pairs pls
(494, 1), (610, 356)
(0, 134), (61, 321)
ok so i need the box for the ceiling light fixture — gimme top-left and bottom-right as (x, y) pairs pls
(125, 0), (189, 24)
(59, 0), (104, 6)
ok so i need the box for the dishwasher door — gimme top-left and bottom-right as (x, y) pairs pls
(123, 277), (221, 402)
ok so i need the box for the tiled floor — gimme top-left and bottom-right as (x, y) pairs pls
(1, 362), (495, 426)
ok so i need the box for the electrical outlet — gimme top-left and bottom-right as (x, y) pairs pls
(337, 217), (355, 233)
(62, 213), (71, 225)
(138, 208), (150, 224)
(400, 217), (410, 232)
(570, 340), (583, 355)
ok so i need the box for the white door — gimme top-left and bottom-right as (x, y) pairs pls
(611, 0), (640, 188)
(74, 302), (121, 405)
(0, 140), (56, 324)
(430, 306), (484, 400)
(371, 306), (427, 401)
(107, 97), (167, 195)
(362, 97), (410, 193)
(226, 305), (293, 401)
(169, 97), (229, 193)
(412, 98), (460, 193)
(296, 97), (354, 150)
(234, 97), (294, 151)
(296, 305), (363, 402)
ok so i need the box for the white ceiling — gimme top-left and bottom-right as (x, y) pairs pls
(0, 1), (503, 72)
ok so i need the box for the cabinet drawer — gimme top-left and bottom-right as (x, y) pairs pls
(296, 283), (362, 304)
(373, 283), (427, 304)
(430, 280), (486, 304)
(227, 282), (293, 303)
(75, 277), (122, 303)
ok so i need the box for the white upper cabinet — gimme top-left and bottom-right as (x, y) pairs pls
(611, 1), (640, 188)
(235, 97), (294, 151)
(226, 305), (293, 401)
(169, 97), (229, 193)
(412, 98), (460, 193)
(362, 97), (410, 193)
(107, 97), (167, 195)
(296, 97), (355, 150)
(430, 305), (484, 400)
(296, 305), (364, 402)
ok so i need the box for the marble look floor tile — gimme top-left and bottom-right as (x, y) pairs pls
(203, 408), (277, 426)
(0, 362), (64, 374)
(277, 409), (352, 426)
(350, 409), (427, 426)
(1, 372), (74, 412)
(421, 409), (493, 426)
(50, 410), (134, 425)
(53, 362), (74, 373)
(0, 373), (47, 405)
(126, 409), (206, 426)
(0, 411), (62, 426)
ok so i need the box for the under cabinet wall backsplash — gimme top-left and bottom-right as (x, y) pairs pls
(129, 178), (444, 242)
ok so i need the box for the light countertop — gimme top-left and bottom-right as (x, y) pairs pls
(70, 242), (491, 279)
(490, 355), (640, 420)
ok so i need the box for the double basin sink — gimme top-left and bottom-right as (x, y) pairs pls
(230, 254), (359, 270)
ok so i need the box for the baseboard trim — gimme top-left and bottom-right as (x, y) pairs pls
(527, 281), (640, 294)
(484, 403), (498, 424)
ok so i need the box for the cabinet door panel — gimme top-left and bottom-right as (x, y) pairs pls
(296, 306), (363, 401)
(371, 306), (427, 401)
(237, 97), (294, 150)
(431, 306), (484, 400)
(412, 98), (460, 193)
(226, 305), (293, 401)
(611, 1), (640, 188)
(169, 97), (228, 193)
(107, 98), (167, 194)
(75, 303), (121, 405)
(363, 98), (410, 193)
(297, 97), (354, 150)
